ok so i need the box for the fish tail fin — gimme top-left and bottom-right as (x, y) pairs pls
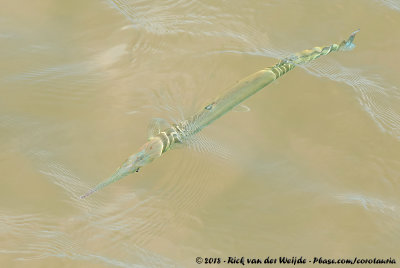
(279, 29), (360, 66)
(338, 29), (360, 51)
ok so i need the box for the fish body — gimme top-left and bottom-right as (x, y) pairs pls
(81, 30), (359, 198)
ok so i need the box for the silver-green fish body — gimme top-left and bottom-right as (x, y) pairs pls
(81, 30), (359, 198)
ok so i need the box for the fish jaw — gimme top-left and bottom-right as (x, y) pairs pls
(80, 137), (164, 199)
(122, 137), (164, 171)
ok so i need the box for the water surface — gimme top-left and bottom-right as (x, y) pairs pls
(1, 0), (400, 267)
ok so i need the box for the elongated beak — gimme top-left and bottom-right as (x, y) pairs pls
(80, 155), (142, 199)
(80, 137), (164, 199)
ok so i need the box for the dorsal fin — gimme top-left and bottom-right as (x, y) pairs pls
(147, 118), (170, 139)
(232, 104), (251, 112)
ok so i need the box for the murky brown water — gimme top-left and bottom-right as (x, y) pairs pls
(1, 0), (400, 267)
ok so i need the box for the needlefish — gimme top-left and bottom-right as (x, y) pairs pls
(81, 30), (359, 199)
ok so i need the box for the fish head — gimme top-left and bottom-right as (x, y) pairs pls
(118, 137), (164, 175)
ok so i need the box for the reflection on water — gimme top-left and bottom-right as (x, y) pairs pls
(1, 0), (400, 267)
(375, 0), (400, 11)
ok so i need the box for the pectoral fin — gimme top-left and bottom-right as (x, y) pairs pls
(147, 118), (170, 139)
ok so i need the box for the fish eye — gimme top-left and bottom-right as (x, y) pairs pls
(205, 104), (213, 110)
